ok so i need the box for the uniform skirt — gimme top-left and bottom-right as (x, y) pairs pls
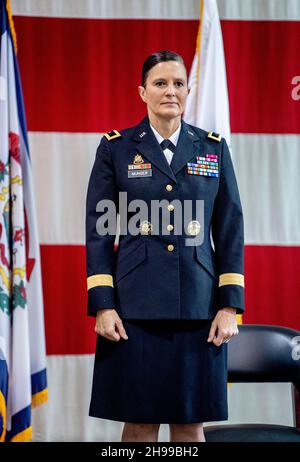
(89, 319), (228, 424)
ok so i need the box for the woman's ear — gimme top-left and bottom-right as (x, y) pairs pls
(138, 85), (147, 103)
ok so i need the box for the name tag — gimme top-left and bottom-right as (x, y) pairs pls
(128, 169), (152, 178)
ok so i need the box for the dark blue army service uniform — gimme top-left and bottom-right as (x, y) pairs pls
(86, 115), (244, 424)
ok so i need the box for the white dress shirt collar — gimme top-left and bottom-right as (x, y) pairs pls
(150, 122), (181, 147)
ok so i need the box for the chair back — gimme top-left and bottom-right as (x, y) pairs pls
(228, 324), (300, 389)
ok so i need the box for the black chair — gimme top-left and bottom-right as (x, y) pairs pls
(204, 324), (300, 442)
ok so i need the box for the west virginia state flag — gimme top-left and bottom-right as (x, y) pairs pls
(0, 0), (47, 442)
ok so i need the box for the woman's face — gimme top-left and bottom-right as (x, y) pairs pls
(138, 60), (189, 121)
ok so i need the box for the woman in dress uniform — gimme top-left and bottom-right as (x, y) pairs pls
(85, 50), (244, 442)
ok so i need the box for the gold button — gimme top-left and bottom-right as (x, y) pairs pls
(167, 244), (174, 252)
(167, 204), (174, 212)
(167, 224), (174, 231)
(166, 184), (173, 192)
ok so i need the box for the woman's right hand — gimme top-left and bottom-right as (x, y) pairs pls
(95, 309), (129, 342)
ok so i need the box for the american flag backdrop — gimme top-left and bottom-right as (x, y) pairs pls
(6, 0), (300, 441)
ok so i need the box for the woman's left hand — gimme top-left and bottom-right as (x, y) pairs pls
(207, 307), (239, 347)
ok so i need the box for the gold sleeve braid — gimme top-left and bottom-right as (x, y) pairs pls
(218, 273), (244, 288)
(87, 274), (114, 290)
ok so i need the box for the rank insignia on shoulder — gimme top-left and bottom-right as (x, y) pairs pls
(104, 130), (122, 141)
(207, 131), (221, 142)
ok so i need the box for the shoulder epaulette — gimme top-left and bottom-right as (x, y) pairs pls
(207, 131), (221, 142)
(104, 130), (122, 141)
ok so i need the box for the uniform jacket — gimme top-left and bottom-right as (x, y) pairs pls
(86, 116), (245, 319)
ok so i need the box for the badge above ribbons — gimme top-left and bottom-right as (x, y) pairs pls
(128, 153), (152, 178)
